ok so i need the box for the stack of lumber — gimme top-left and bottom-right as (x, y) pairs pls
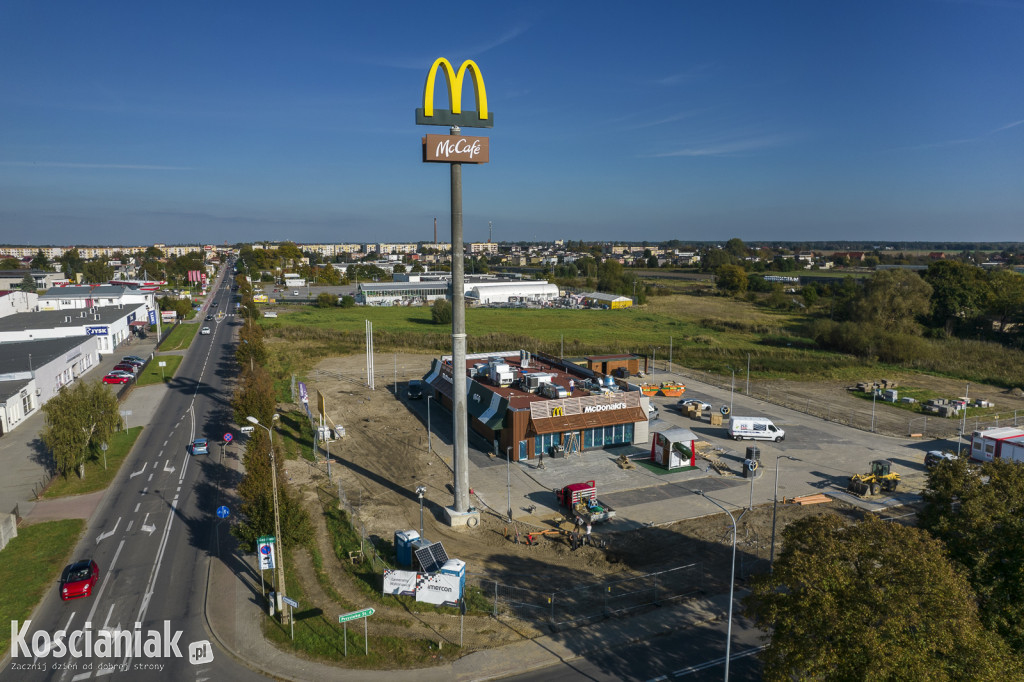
(788, 493), (831, 505)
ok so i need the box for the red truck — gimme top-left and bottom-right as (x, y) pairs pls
(554, 480), (616, 523)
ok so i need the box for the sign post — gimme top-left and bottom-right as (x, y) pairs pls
(258, 535), (276, 601)
(416, 57), (493, 519)
(282, 596), (299, 640)
(338, 608), (375, 656)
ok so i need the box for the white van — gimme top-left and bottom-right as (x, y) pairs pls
(729, 417), (785, 442)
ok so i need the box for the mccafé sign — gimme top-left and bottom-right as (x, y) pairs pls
(423, 134), (489, 163)
(416, 58), (494, 129)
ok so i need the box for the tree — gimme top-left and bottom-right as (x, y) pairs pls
(231, 363), (276, 427)
(745, 515), (1019, 680)
(724, 237), (748, 259)
(919, 458), (1024, 653)
(338, 295), (356, 308)
(59, 248), (84, 278)
(31, 250), (49, 270)
(431, 298), (452, 325)
(1, 257), (21, 269)
(81, 261), (114, 283)
(236, 319), (267, 370)
(316, 293), (335, 308)
(18, 274), (36, 293)
(715, 264), (748, 295)
(924, 260), (989, 332)
(855, 269), (933, 334)
(985, 269), (1024, 336)
(41, 382), (122, 478)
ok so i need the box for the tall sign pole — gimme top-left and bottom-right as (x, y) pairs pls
(417, 58), (492, 516)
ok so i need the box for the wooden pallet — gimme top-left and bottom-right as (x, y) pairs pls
(789, 493), (831, 505)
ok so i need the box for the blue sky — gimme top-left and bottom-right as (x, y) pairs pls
(1, 1), (1022, 246)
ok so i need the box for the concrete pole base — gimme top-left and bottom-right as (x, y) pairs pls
(443, 506), (481, 529)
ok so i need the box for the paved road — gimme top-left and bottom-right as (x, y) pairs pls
(1, 265), (267, 682)
(500, 612), (764, 682)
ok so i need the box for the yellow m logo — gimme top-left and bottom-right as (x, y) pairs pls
(416, 58), (494, 128)
(552, 407), (564, 417)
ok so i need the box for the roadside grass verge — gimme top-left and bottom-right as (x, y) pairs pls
(136, 355), (184, 386)
(0, 519), (85, 654)
(262, 547), (441, 667)
(277, 408), (317, 462)
(42, 427), (143, 499)
(160, 323), (200, 351)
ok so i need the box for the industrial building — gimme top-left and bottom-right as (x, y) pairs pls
(421, 350), (653, 462)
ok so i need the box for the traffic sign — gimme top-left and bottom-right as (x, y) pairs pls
(216, 506), (230, 519)
(282, 596), (298, 608)
(338, 608), (375, 623)
(258, 535), (276, 544)
(223, 433), (233, 443)
(240, 426), (255, 435)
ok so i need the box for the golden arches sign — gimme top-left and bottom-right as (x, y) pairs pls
(416, 57), (494, 128)
(551, 407), (565, 417)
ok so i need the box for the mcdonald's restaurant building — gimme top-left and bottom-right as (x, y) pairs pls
(422, 350), (652, 462)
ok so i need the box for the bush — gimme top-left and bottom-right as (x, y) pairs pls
(316, 293), (335, 308)
(338, 295), (355, 308)
(431, 298), (452, 325)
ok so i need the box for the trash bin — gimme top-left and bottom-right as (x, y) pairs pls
(745, 446), (761, 463)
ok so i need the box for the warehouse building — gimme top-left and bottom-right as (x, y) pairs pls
(421, 350), (653, 462)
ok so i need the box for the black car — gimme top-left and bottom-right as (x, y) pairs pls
(407, 380), (424, 400)
(205, 314), (213, 321)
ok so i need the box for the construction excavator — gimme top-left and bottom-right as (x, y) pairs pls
(848, 459), (900, 496)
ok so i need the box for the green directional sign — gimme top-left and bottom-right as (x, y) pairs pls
(258, 535), (276, 544)
(338, 608), (375, 623)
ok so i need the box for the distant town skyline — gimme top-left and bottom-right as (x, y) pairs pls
(2, 2), (1021, 245)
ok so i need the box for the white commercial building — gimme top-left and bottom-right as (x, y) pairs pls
(466, 281), (560, 305)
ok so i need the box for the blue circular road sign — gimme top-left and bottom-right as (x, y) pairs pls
(216, 506), (230, 519)
(223, 433), (233, 443)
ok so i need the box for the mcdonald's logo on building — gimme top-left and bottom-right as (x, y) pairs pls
(416, 58), (494, 128)
(551, 407), (564, 417)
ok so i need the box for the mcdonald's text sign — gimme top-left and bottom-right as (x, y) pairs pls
(423, 134), (489, 164)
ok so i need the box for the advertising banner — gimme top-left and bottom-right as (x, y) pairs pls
(298, 382), (308, 404)
(423, 134), (489, 163)
(415, 572), (462, 606)
(382, 570), (418, 596)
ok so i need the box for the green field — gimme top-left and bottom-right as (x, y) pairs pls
(136, 354), (184, 386)
(257, 291), (1024, 390)
(160, 323), (200, 351)
(0, 520), (85, 654)
(43, 426), (143, 498)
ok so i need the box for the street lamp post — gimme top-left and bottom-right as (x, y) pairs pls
(770, 455), (799, 572)
(729, 368), (735, 415)
(693, 490), (736, 681)
(416, 486), (426, 538)
(871, 389), (877, 433)
(506, 446), (513, 522)
(426, 395), (432, 453)
(247, 414), (289, 626)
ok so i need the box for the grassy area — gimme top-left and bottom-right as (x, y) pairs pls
(136, 354), (184, 386)
(160, 322), (200, 351)
(42, 426), (143, 498)
(0, 519), (85, 654)
(262, 547), (441, 667)
(276, 408), (317, 462)
(258, 291), (1024, 389)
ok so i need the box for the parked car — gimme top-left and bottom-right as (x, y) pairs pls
(407, 380), (424, 400)
(108, 370), (135, 378)
(60, 559), (99, 600)
(200, 327), (211, 335)
(679, 399), (713, 412)
(112, 363), (138, 374)
(925, 450), (957, 468)
(190, 438), (209, 455)
(122, 355), (145, 365)
(102, 373), (132, 384)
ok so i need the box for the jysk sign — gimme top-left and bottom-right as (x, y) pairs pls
(423, 134), (489, 163)
(86, 326), (109, 336)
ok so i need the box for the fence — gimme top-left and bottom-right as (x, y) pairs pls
(668, 366), (1023, 441)
(470, 562), (704, 627)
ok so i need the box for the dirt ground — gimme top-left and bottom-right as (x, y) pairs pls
(277, 351), (1013, 651)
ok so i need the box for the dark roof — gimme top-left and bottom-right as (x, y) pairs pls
(40, 285), (140, 299)
(0, 304), (143, 334)
(0, 336), (96, 376)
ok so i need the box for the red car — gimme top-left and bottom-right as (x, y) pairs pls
(102, 374), (132, 384)
(112, 364), (138, 374)
(60, 559), (99, 600)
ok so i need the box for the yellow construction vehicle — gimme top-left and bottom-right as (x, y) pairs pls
(848, 459), (901, 496)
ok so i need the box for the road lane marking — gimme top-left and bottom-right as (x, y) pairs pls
(163, 440), (168, 447)
(101, 603), (114, 630)
(141, 487), (148, 495)
(125, 520), (133, 533)
(134, 502), (140, 512)
(84, 539), (125, 626)
(130, 463), (147, 478)
(164, 459), (175, 473)
(141, 512), (156, 535)
(70, 672), (91, 681)
(95, 517), (120, 544)
(147, 473), (153, 482)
